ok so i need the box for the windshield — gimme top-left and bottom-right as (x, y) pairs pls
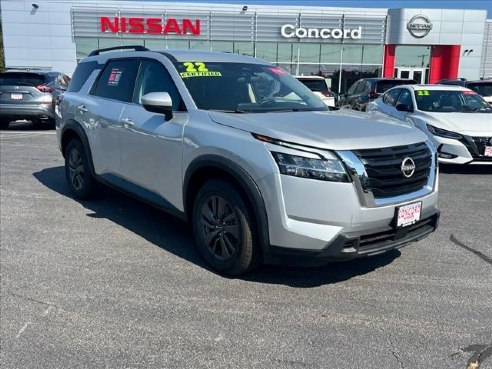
(414, 89), (492, 113)
(173, 61), (327, 113)
(0, 73), (45, 87)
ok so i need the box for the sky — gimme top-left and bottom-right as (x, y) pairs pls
(142, 0), (492, 17)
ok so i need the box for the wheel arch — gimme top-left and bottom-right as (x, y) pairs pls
(184, 156), (270, 257)
(60, 120), (96, 177)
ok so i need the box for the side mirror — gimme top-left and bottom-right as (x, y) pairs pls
(142, 92), (173, 120)
(396, 103), (413, 113)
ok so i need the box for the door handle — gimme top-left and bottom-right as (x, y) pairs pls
(121, 117), (134, 126)
(77, 105), (88, 113)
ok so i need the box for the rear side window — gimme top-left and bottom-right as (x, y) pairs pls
(0, 73), (45, 87)
(355, 82), (366, 94)
(347, 81), (359, 95)
(93, 59), (139, 102)
(67, 61), (100, 93)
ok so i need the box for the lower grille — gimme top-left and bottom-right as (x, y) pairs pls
(471, 137), (492, 161)
(352, 142), (433, 198)
(359, 217), (434, 250)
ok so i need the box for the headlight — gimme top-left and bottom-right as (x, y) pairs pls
(271, 152), (349, 182)
(426, 124), (462, 139)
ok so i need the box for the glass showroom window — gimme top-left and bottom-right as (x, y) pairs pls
(212, 41), (234, 53)
(256, 42), (277, 61)
(320, 44), (342, 64)
(233, 42), (254, 56)
(75, 38), (98, 61)
(299, 43), (321, 64)
(145, 39), (190, 50)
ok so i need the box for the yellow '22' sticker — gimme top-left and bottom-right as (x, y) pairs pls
(417, 90), (430, 96)
(180, 62), (222, 78)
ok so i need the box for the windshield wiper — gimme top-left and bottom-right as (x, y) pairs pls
(209, 109), (247, 114)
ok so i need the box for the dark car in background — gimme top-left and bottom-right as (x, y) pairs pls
(438, 78), (492, 105)
(0, 70), (70, 129)
(338, 78), (417, 111)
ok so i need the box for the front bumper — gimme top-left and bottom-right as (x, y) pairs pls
(265, 212), (439, 266)
(257, 167), (439, 265)
(434, 135), (492, 165)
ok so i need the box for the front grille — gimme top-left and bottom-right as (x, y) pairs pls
(471, 137), (492, 161)
(352, 142), (432, 198)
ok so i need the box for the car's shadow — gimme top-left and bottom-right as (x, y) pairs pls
(33, 166), (401, 288)
(440, 164), (492, 174)
(3, 121), (52, 131)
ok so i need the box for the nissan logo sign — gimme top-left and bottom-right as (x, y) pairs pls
(401, 157), (416, 178)
(407, 15), (433, 38)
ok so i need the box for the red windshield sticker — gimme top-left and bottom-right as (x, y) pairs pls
(463, 90), (477, 95)
(108, 68), (123, 86)
(268, 67), (288, 75)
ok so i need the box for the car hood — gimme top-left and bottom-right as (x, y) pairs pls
(417, 111), (492, 135)
(208, 110), (428, 151)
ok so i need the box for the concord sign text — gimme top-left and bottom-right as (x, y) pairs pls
(281, 24), (362, 39)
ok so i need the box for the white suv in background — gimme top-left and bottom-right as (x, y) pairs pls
(57, 46), (440, 275)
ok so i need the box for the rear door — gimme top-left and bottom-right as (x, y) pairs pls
(86, 59), (140, 179)
(0, 72), (48, 107)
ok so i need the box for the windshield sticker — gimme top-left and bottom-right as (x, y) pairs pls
(463, 90), (477, 95)
(180, 62), (222, 78)
(268, 67), (288, 75)
(108, 68), (123, 86)
(417, 90), (430, 96)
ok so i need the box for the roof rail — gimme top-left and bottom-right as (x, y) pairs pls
(88, 45), (149, 57)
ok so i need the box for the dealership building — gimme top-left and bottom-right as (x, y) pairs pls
(1, 0), (492, 93)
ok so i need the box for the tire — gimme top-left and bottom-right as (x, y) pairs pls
(0, 120), (10, 130)
(192, 179), (260, 275)
(64, 138), (98, 200)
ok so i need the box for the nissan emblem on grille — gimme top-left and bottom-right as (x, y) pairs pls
(401, 157), (416, 178)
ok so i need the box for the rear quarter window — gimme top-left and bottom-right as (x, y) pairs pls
(0, 73), (45, 86)
(67, 61), (101, 93)
(92, 59), (139, 102)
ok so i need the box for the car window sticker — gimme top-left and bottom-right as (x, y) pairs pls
(180, 62), (222, 78)
(108, 68), (123, 86)
(416, 90), (430, 96)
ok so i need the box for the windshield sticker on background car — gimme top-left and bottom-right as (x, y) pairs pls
(180, 62), (222, 78)
(417, 90), (430, 96)
(107, 68), (123, 86)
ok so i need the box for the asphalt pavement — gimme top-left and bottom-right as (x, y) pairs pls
(1, 123), (491, 369)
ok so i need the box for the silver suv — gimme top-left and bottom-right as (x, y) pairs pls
(57, 46), (440, 275)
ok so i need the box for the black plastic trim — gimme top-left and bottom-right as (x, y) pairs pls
(266, 211), (440, 267)
(183, 155), (270, 257)
(88, 45), (148, 56)
(60, 120), (96, 177)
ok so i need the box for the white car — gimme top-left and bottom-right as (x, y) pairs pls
(295, 76), (336, 107)
(368, 85), (492, 165)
